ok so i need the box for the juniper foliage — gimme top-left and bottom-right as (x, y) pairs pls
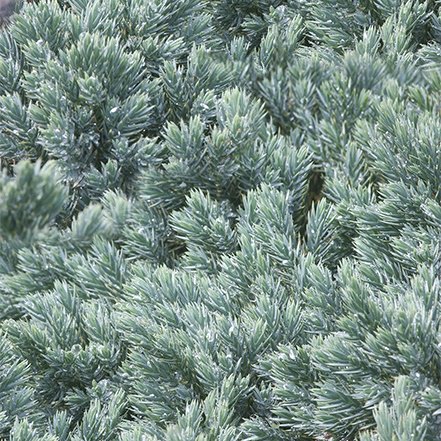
(1, 0), (441, 440)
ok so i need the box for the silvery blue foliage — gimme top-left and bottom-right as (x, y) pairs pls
(0, 1), (441, 440)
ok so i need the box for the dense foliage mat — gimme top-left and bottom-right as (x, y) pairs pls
(1, 0), (441, 439)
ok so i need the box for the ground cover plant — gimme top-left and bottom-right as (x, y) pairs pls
(1, 0), (441, 439)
